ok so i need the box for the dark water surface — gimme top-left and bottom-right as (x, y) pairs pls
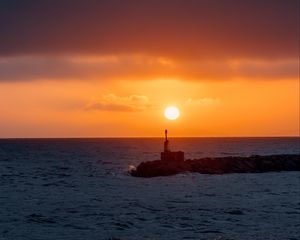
(0, 138), (299, 240)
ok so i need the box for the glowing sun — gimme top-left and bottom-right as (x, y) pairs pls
(164, 106), (180, 120)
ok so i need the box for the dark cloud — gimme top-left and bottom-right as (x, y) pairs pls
(0, 0), (298, 59)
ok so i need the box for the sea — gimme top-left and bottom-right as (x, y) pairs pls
(0, 137), (299, 240)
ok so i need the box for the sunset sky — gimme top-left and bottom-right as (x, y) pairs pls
(0, 0), (299, 138)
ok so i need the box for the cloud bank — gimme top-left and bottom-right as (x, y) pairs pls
(0, 0), (298, 59)
(0, 0), (298, 83)
(0, 55), (298, 82)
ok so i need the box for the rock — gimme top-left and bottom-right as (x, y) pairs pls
(130, 154), (300, 178)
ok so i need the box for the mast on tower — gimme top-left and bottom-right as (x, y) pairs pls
(164, 129), (170, 152)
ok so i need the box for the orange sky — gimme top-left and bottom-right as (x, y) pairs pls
(0, 70), (298, 137)
(0, 1), (299, 137)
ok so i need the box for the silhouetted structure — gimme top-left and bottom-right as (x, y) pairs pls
(161, 129), (184, 162)
(163, 129), (170, 152)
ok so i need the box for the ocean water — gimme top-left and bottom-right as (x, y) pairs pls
(0, 137), (299, 240)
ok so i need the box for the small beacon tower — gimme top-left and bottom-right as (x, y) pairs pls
(164, 129), (170, 152)
(161, 129), (184, 162)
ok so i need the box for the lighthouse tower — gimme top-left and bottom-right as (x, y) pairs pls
(164, 129), (170, 152)
(161, 129), (184, 162)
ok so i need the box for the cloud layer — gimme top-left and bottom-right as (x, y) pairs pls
(0, 1), (298, 83)
(0, 0), (298, 59)
(0, 55), (298, 81)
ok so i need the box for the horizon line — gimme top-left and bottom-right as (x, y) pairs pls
(0, 135), (299, 140)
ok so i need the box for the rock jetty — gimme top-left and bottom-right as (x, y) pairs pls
(130, 154), (300, 178)
(131, 130), (300, 177)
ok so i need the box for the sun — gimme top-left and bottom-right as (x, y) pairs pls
(164, 106), (180, 120)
